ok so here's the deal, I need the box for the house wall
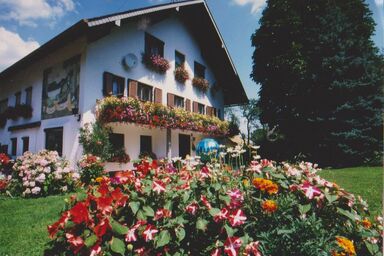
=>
[0,13,224,165]
[0,37,87,164]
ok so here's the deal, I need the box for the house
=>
[0,0,247,166]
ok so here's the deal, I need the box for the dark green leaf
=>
[111,237,125,255]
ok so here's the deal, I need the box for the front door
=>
[179,134,191,158]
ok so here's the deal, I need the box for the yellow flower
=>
[242,179,250,187]
[252,178,279,195]
[336,236,356,255]
[95,177,103,183]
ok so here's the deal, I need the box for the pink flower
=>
[125,228,137,242]
[228,209,247,227]
[142,224,158,242]
[90,244,101,256]
[245,241,262,256]
[224,237,242,256]
[200,166,210,179]
[299,181,322,200]
[227,189,244,208]
[66,233,84,254]
[154,208,171,220]
[201,195,212,210]
[186,202,199,215]
[152,180,166,194]
[214,208,229,222]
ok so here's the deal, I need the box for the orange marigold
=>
[361,218,372,229]
[252,178,278,195]
[261,200,278,213]
[336,236,356,255]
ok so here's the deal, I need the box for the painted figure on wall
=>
[42,55,80,119]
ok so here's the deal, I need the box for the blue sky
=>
[0,0,383,101]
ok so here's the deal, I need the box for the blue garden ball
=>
[196,138,220,156]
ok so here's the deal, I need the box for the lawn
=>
[0,166,381,256]
[0,194,70,256]
[320,166,383,216]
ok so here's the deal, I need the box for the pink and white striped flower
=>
[152,180,166,194]
[228,209,247,227]
[299,181,322,200]
[214,208,229,223]
[224,236,242,256]
[142,224,158,242]
[186,202,199,215]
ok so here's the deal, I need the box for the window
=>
[175,51,185,68]
[0,145,8,154]
[103,72,124,97]
[15,92,21,106]
[145,33,164,57]
[174,95,184,109]
[194,61,205,78]
[45,127,63,156]
[0,99,8,113]
[109,133,124,150]
[140,135,152,153]
[198,103,205,115]
[218,109,221,119]
[138,83,153,102]
[25,87,32,106]
[22,137,29,153]
[11,138,17,156]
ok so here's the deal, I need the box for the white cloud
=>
[232,0,266,14]
[0,0,75,27]
[375,0,383,7]
[0,27,39,71]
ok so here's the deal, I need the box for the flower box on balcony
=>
[142,54,170,74]
[97,97,229,136]
[174,66,189,83]
[192,77,209,92]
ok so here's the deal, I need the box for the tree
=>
[225,109,241,137]
[240,99,260,145]
[251,0,383,167]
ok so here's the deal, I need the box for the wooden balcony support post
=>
[166,128,172,159]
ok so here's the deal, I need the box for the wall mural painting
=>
[42,55,80,119]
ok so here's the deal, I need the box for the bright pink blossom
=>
[152,180,166,194]
[201,195,212,210]
[224,236,242,256]
[142,224,158,242]
[245,241,262,256]
[211,248,222,256]
[214,208,229,222]
[228,209,247,227]
[186,202,199,215]
[299,181,322,200]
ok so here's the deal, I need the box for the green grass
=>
[320,166,383,216]
[0,194,70,256]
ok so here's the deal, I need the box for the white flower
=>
[61,186,68,192]
[172,157,182,162]
[72,173,80,180]
[31,187,41,194]
[24,188,31,194]
[29,181,35,187]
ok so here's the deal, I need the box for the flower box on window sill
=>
[174,66,189,84]
[5,104,33,120]
[97,96,229,136]
[142,54,170,74]
[192,77,209,92]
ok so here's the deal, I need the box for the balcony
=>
[96,97,228,136]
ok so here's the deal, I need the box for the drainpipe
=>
[166,128,172,159]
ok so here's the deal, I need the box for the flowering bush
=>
[46,157,382,255]
[97,96,229,136]
[78,154,105,186]
[174,66,189,83]
[0,153,10,170]
[8,150,79,197]
[5,104,33,120]
[192,77,210,92]
[142,54,170,74]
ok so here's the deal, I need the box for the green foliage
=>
[79,122,113,161]
[78,155,105,185]
[252,0,384,167]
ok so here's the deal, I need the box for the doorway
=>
[179,134,191,158]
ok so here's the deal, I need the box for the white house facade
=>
[0,0,247,167]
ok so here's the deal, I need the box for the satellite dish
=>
[122,53,138,69]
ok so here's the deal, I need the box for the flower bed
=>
[142,54,170,74]
[46,158,382,255]
[8,150,79,197]
[174,66,189,83]
[78,154,105,186]
[97,97,229,136]
[192,77,209,92]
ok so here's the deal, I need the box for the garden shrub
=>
[9,150,79,197]
[78,154,105,186]
[46,158,383,255]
